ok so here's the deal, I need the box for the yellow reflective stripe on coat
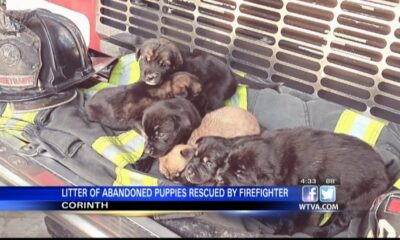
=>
[114,167,158,186]
[394,179,400,190]
[92,211,190,217]
[109,53,140,85]
[92,130,145,168]
[0,104,38,140]
[83,82,115,99]
[224,85,247,110]
[79,211,203,217]
[84,54,141,98]
[1,103,38,124]
[334,109,388,147]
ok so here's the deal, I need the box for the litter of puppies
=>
[84,37,392,237]
[159,106,261,180]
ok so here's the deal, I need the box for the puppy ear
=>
[170,43,183,68]
[195,136,229,147]
[172,113,192,131]
[190,81,202,97]
[180,148,195,160]
[195,136,205,145]
[175,88,189,98]
[174,51,184,67]
[163,116,177,130]
[173,113,194,142]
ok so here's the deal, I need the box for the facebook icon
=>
[302,186,318,202]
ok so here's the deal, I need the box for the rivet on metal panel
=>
[21,144,34,151]
[18,143,44,157]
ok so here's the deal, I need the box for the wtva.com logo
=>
[302,185,336,203]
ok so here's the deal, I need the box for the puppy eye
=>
[155,130,167,139]
[203,157,213,168]
[159,61,170,68]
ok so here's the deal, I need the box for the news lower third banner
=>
[0,186,340,212]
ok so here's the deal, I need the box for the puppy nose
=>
[147,73,158,80]
[186,166,194,175]
[144,146,152,155]
[216,176,224,185]
[173,171,182,179]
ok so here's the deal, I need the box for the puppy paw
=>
[159,166,181,180]
[159,164,171,179]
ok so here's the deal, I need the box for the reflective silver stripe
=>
[119,54,137,85]
[230,93,240,107]
[124,135,146,155]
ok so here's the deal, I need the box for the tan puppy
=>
[159,107,261,180]
[187,107,261,146]
[159,144,193,180]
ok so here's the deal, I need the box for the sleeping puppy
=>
[187,107,261,146]
[183,135,259,185]
[160,107,261,181]
[142,97,201,158]
[85,72,201,130]
[137,38,237,115]
[159,144,193,180]
[182,137,231,185]
[215,128,390,237]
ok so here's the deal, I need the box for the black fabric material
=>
[23,124,116,186]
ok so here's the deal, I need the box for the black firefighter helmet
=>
[0,8,109,110]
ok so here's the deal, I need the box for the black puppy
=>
[215,128,390,237]
[85,72,202,130]
[137,38,238,115]
[136,38,183,86]
[142,97,201,158]
[182,135,258,185]
[182,137,229,185]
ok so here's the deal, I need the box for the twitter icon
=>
[320,186,336,202]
